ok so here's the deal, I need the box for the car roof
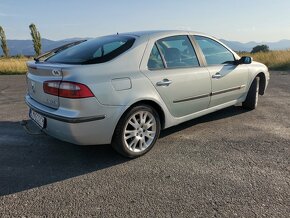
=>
[119,30,206,38]
[118,30,239,60]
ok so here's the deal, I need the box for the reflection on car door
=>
[194,36,249,107]
[207,64,248,107]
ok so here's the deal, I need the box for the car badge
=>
[52,69,61,76]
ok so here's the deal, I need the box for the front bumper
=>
[25,95,127,145]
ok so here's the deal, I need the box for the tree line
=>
[0,23,42,57]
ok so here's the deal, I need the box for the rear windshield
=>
[45,35,135,65]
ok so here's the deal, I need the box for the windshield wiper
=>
[34,39,87,62]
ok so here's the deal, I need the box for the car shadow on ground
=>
[0,106,248,196]
[160,106,249,138]
[0,121,129,196]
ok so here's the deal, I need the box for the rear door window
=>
[46,35,135,65]
[156,35,199,68]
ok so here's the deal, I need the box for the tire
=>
[112,105,161,158]
[242,77,260,110]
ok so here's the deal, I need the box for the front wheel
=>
[242,77,260,110]
[112,105,161,158]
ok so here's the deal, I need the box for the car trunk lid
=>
[27,61,64,109]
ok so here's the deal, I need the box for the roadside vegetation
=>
[0,23,289,74]
[0,57,31,75]
[0,23,40,75]
[0,50,290,75]
[1,50,290,75]
[238,50,290,71]
[29,23,42,56]
[0,26,9,58]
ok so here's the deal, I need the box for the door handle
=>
[212,73,222,79]
[156,79,172,86]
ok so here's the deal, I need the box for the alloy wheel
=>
[123,110,157,153]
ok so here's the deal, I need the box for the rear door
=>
[27,62,63,109]
[141,35,211,118]
[193,36,249,107]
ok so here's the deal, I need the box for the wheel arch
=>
[111,99,165,157]
[255,72,266,95]
[127,100,166,129]
[116,99,166,131]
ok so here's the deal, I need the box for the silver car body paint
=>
[25,30,270,145]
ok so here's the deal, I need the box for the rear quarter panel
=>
[59,35,165,107]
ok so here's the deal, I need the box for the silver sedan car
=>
[25,30,270,157]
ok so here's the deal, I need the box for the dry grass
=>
[0,50,290,75]
[0,57,31,75]
[238,50,290,71]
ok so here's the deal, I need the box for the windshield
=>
[45,35,135,65]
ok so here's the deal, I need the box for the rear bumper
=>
[25,95,127,145]
[26,100,106,123]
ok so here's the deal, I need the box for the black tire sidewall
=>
[243,77,260,110]
[112,105,161,158]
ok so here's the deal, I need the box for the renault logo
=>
[52,69,61,76]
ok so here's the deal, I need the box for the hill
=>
[1,38,88,56]
[1,38,290,56]
[221,39,290,52]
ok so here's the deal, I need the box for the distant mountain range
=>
[1,38,290,56]
[220,39,290,52]
[0,38,88,56]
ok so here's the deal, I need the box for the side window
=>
[148,44,165,70]
[156,35,199,68]
[195,36,235,65]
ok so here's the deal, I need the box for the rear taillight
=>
[43,81,60,96]
[43,80,94,98]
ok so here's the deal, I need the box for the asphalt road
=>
[0,72,289,217]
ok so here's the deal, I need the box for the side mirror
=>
[239,56,252,65]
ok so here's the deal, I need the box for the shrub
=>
[251,45,270,54]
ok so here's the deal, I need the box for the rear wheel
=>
[112,105,161,158]
[242,77,260,110]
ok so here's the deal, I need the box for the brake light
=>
[43,81,60,96]
[43,81,94,98]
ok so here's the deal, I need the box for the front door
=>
[207,64,249,107]
[194,35,249,107]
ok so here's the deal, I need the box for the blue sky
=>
[1,0,290,42]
